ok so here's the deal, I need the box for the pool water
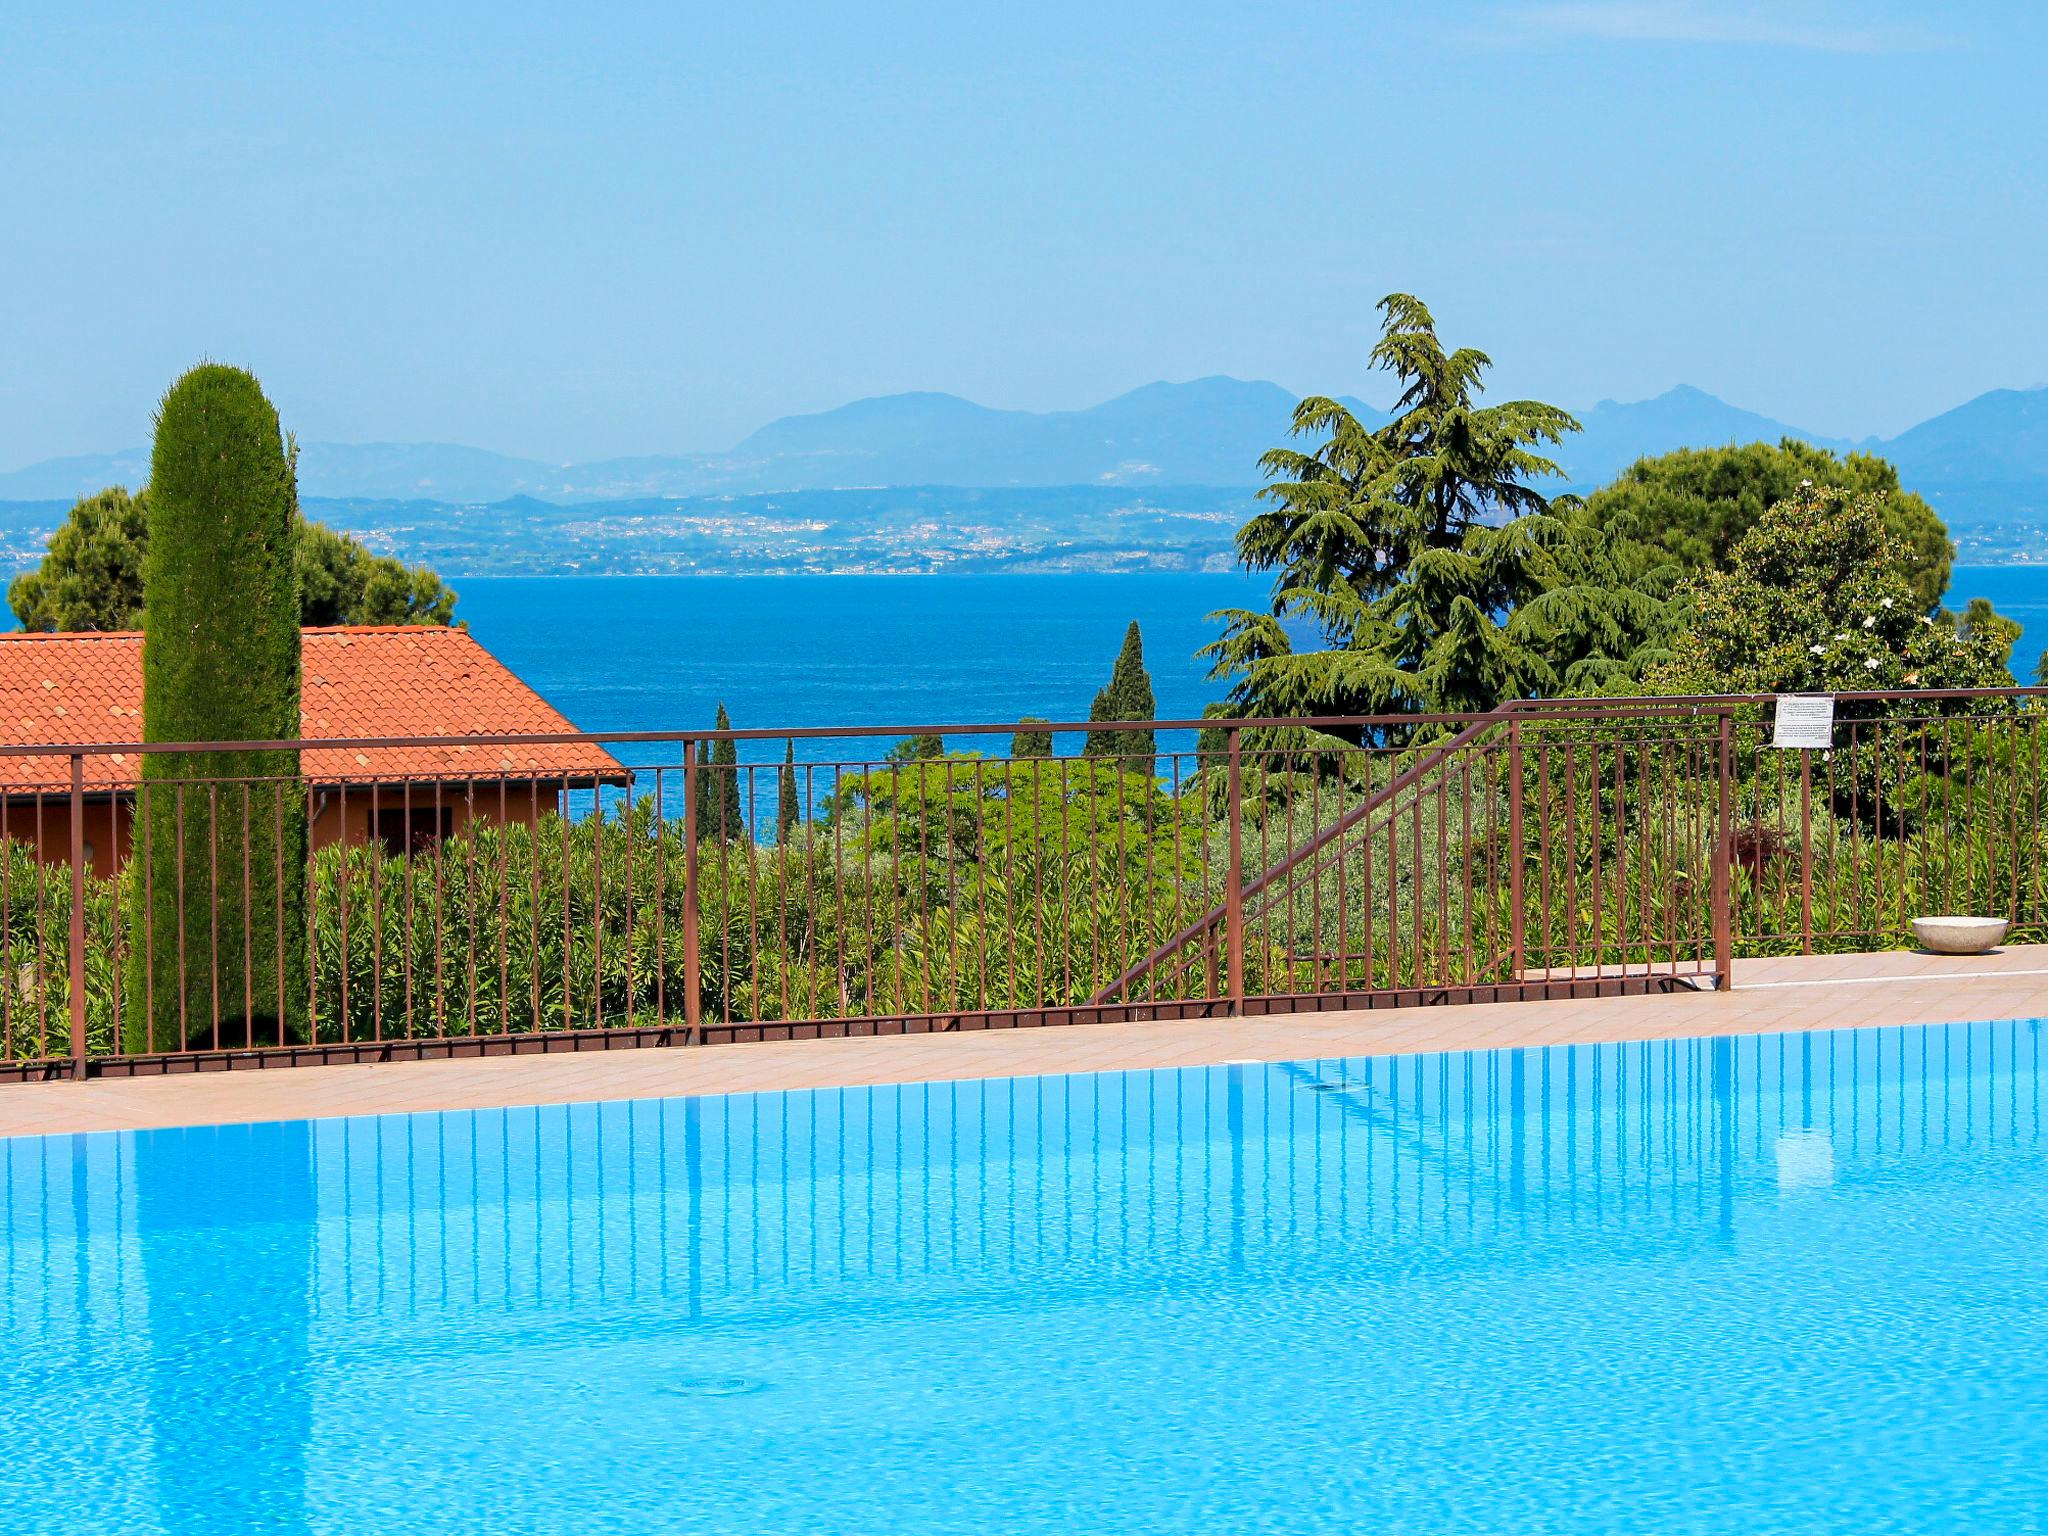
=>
[3,1022,2045,1534]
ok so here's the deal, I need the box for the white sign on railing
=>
[1772,694,1836,750]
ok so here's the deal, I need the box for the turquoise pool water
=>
[3,1022,2044,1534]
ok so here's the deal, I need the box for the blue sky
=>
[2,1,2043,467]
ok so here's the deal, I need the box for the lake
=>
[452,572,1269,766]
[451,567,2046,766]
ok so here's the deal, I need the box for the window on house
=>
[372,805,454,857]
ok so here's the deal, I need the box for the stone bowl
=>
[1910,916,2009,955]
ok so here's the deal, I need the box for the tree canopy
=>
[1650,486,2011,698]
[6,486,148,632]
[1582,439,1953,610]
[1204,294,1675,725]
[10,476,458,632]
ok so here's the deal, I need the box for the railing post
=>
[1712,710,1735,991]
[1507,718,1526,980]
[68,752,88,1080]
[1225,727,1245,1016]
[681,737,703,1045]
[1798,749,1814,953]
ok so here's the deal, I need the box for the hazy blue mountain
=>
[1880,387,2048,484]
[713,377,1332,489]
[1554,385,1846,488]
[0,449,153,500]
[8,379,2048,510]
[292,441,563,503]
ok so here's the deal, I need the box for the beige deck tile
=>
[2,945,2043,1139]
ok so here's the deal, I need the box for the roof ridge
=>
[0,625,471,642]
[0,629,143,641]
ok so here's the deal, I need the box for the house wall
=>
[0,781,562,878]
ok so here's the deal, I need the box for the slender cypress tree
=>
[125,364,306,1051]
[694,704,744,842]
[1082,621,1156,761]
[776,739,801,844]
[1009,718,1055,758]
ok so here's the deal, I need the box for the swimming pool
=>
[3,1021,2043,1534]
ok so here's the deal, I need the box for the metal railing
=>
[0,688,2041,1081]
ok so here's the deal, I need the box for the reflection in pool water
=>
[3,1020,2044,1534]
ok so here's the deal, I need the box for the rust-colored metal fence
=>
[0,689,2040,1081]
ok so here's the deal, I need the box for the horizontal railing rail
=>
[0,686,2038,1082]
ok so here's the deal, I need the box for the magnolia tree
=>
[1653,485,2015,832]
[1652,486,2011,697]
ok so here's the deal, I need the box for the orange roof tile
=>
[0,627,628,792]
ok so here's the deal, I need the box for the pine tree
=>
[695,703,744,842]
[1083,621,1156,760]
[1009,718,1055,758]
[886,732,946,762]
[776,739,801,844]
[125,364,306,1051]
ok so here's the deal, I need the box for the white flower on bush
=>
[1835,632,1849,642]
[1862,615,1877,629]
[1880,598,1895,609]
[1864,657,1881,670]
[1808,643,1826,656]
[1921,615,1935,625]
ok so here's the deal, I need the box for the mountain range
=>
[8,378,2048,508]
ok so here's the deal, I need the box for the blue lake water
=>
[451,572,1268,765]
[2,1019,2043,1533]
[451,567,2045,766]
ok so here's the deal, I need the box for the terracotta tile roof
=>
[0,627,628,792]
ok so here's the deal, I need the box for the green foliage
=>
[9,482,458,632]
[776,740,801,844]
[126,364,308,1052]
[887,733,948,762]
[7,487,148,631]
[695,704,744,842]
[1581,439,1954,610]
[298,519,458,626]
[284,760,1207,1036]
[1009,718,1055,758]
[1653,487,2015,831]
[1653,487,2012,699]
[1084,621,1157,759]
[1207,294,1673,724]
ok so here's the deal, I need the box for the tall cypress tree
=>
[125,364,306,1051]
[1082,621,1156,761]
[776,739,801,844]
[696,703,744,842]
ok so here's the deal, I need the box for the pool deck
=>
[4,945,2045,1139]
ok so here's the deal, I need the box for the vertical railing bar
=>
[1713,710,1735,991]
[241,783,253,1050]
[207,782,222,1047]
[337,781,350,1042]
[1507,719,1525,981]
[498,776,510,1037]
[66,754,86,1078]
[653,767,666,1032]
[681,741,702,1045]
[1224,728,1244,1015]
[274,782,287,1049]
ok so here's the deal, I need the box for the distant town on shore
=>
[5,376,2046,576]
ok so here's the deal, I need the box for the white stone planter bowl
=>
[1910,916,2009,955]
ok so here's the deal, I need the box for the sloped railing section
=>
[0,690,2041,1080]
